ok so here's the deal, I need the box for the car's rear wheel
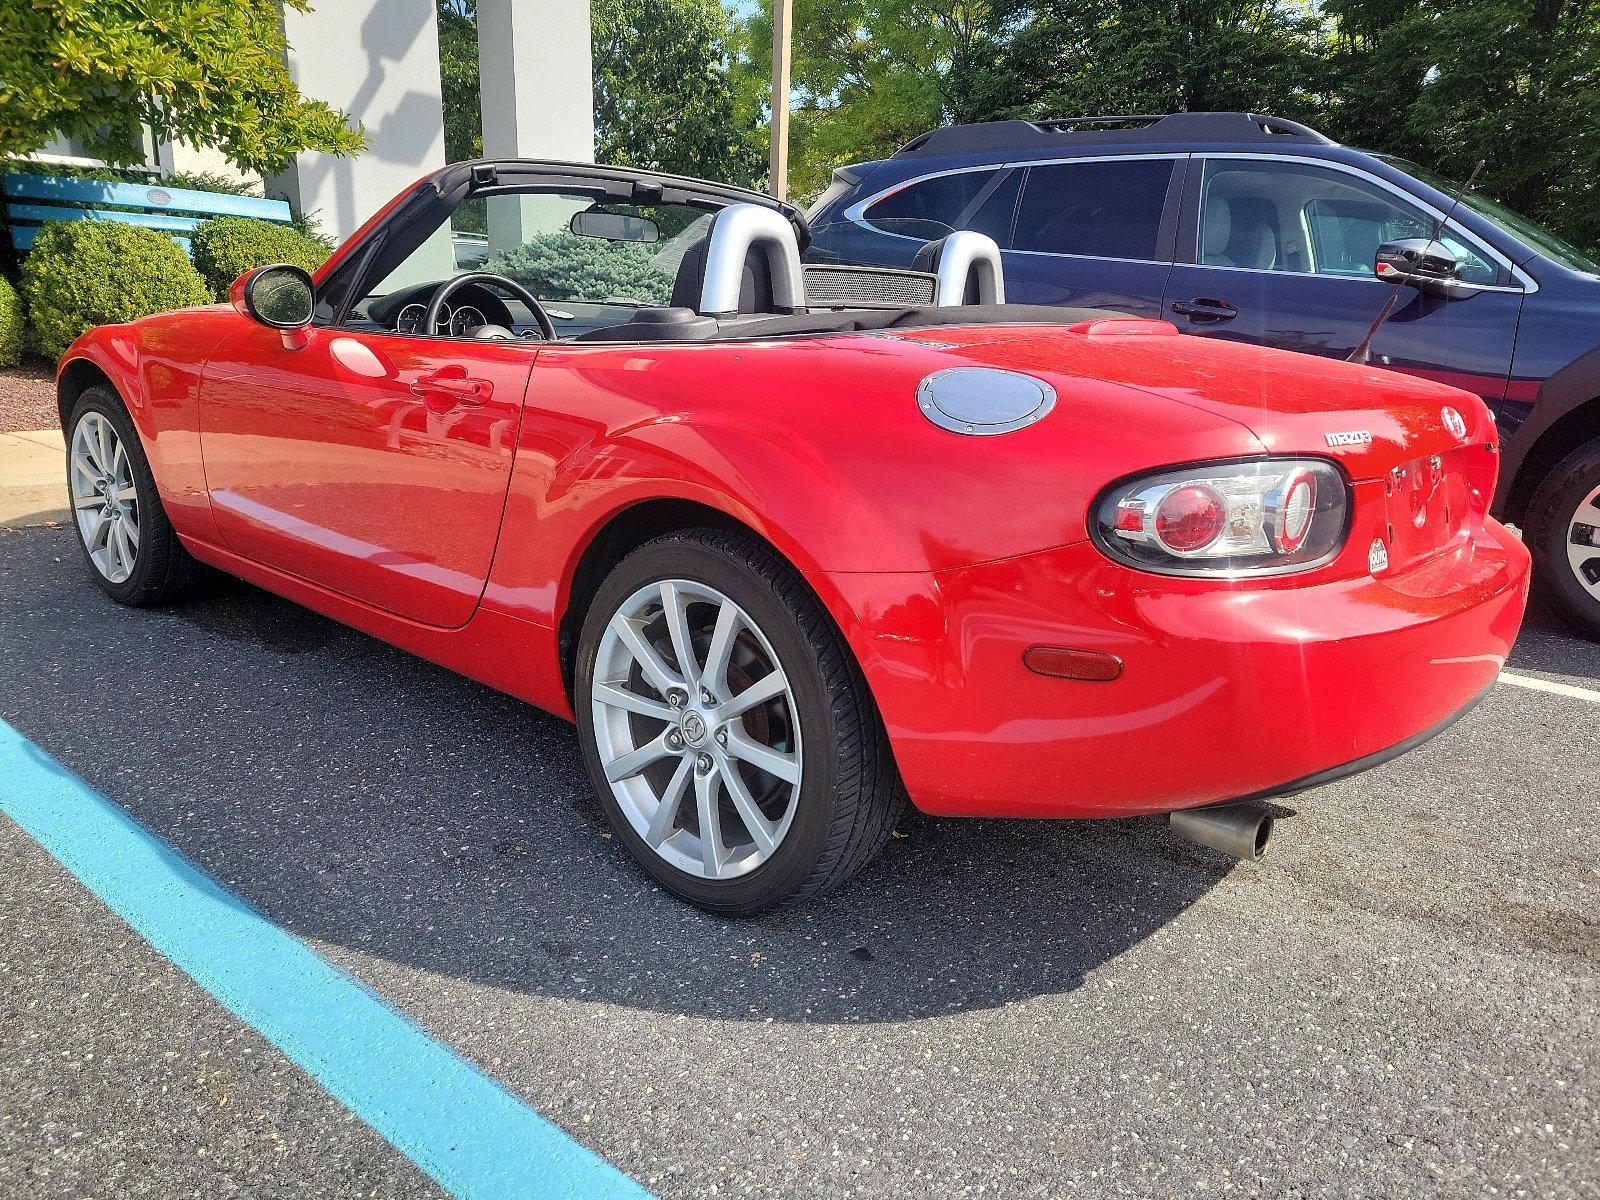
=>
[66,387,208,606]
[574,528,904,915]
[1526,436,1600,639]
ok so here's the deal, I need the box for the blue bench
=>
[3,174,293,254]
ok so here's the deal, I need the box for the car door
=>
[198,320,531,629]
[1162,156,1526,408]
[995,155,1184,318]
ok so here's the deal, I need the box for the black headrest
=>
[669,233,776,315]
[911,235,984,304]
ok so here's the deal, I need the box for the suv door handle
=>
[409,369,492,406]
[1171,297,1238,322]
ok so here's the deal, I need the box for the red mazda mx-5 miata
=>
[56,160,1529,913]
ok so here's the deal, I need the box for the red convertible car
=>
[56,161,1529,913]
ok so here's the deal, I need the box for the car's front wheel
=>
[574,528,904,915]
[66,387,208,605]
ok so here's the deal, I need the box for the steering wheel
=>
[422,272,557,342]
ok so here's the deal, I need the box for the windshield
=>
[1379,155,1600,275]
[448,193,709,306]
[346,191,717,339]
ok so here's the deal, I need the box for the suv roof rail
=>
[894,112,1337,157]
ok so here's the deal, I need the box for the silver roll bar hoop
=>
[699,204,806,316]
[931,230,1005,306]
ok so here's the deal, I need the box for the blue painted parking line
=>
[0,720,653,1200]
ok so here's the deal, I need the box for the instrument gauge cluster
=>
[394,301,490,337]
[450,306,487,337]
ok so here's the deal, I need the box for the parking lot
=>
[1,516,1596,1198]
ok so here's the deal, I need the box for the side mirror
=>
[231,264,315,337]
[1374,238,1471,300]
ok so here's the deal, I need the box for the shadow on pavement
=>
[0,527,1235,1024]
[1506,591,1600,684]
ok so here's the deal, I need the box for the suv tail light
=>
[1094,458,1350,576]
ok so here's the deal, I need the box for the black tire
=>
[574,528,906,915]
[1525,436,1600,639]
[65,386,210,606]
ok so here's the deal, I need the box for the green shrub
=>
[483,234,674,306]
[20,221,210,360]
[191,216,332,298]
[0,275,24,367]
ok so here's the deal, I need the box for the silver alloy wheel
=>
[69,412,140,584]
[591,579,803,880]
[1567,481,1600,598]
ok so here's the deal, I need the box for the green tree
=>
[948,0,1326,128]
[0,0,364,172]
[592,0,765,186]
[1322,0,1600,254]
[739,0,995,200]
[439,0,483,163]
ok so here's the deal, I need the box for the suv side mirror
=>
[231,264,315,344]
[1374,238,1471,300]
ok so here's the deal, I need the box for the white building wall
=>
[268,0,451,249]
[157,140,262,191]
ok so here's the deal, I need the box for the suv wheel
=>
[1526,436,1600,638]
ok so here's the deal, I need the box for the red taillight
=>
[1153,485,1225,553]
[1095,458,1350,577]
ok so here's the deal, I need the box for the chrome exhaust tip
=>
[1168,802,1274,862]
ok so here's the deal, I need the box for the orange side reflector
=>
[1023,646,1123,682]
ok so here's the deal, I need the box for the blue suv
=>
[806,112,1600,637]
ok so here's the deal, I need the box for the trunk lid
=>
[908,323,1493,481]
[891,323,1498,571]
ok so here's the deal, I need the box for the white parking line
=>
[1498,671,1600,704]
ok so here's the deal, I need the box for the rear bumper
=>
[826,518,1530,819]
[1229,679,1492,806]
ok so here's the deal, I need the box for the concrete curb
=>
[1,430,69,528]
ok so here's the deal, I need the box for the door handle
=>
[1171,297,1238,322]
[409,370,492,406]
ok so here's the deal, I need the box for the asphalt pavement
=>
[1,521,1595,1198]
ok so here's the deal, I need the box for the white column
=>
[477,0,594,162]
[477,0,596,253]
[268,0,451,254]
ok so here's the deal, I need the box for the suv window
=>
[1012,159,1175,260]
[965,169,1022,244]
[863,169,996,238]
[1199,159,1499,284]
